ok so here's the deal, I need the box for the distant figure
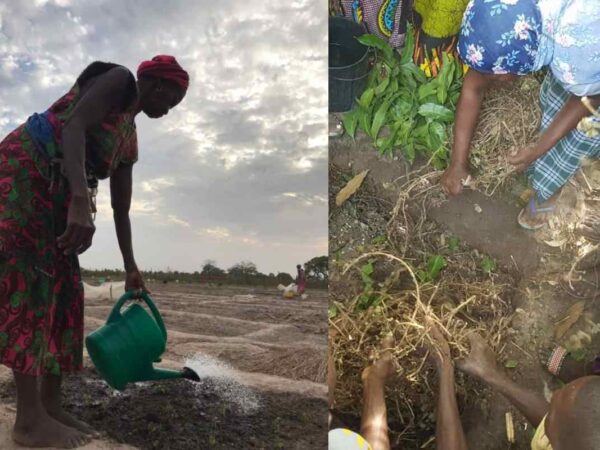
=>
[296,264,307,295]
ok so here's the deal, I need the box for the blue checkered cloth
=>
[527,72,600,202]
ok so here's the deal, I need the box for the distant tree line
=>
[82,255,328,288]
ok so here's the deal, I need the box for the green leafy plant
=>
[447,236,460,252]
[342,26,464,169]
[356,261,381,310]
[481,255,497,274]
[504,359,518,369]
[417,255,447,283]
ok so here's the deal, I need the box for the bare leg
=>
[41,374,98,435]
[427,320,468,450]
[458,334,549,427]
[359,336,395,450]
[12,371,90,449]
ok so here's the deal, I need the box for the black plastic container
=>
[329,17,370,113]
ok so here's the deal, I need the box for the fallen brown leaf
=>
[336,170,369,206]
[554,301,586,339]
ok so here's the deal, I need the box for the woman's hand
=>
[441,163,471,196]
[125,268,150,297]
[426,317,453,369]
[57,195,95,255]
[508,145,539,172]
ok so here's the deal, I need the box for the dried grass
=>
[329,172,515,440]
[248,347,328,383]
[469,76,541,196]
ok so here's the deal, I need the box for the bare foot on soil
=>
[13,411,91,449]
[362,335,396,382]
[46,407,99,437]
[456,334,499,382]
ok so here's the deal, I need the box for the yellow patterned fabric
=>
[329,428,372,450]
[413,0,470,38]
[531,415,553,450]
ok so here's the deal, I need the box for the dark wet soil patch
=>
[0,368,327,450]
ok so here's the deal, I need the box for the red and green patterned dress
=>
[0,69,138,376]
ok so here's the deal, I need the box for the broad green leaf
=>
[399,24,415,65]
[357,106,372,136]
[437,83,448,105]
[447,236,460,251]
[377,122,402,155]
[368,62,382,86]
[374,77,390,96]
[404,140,416,162]
[389,77,399,94]
[430,121,446,142]
[359,88,375,109]
[427,255,447,280]
[328,304,338,319]
[371,100,392,139]
[357,34,393,62]
[449,91,461,106]
[481,256,497,274]
[401,62,427,84]
[418,103,454,122]
[504,360,518,369]
[418,81,438,101]
[342,110,359,138]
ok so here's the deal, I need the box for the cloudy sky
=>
[0,0,327,275]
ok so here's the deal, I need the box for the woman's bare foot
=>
[13,409,91,449]
[362,335,396,382]
[46,406,99,437]
[456,334,501,383]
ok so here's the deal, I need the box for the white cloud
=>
[0,0,327,274]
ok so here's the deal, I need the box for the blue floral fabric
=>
[458,0,542,75]
[458,0,600,96]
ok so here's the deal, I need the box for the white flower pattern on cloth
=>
[458,0,542,75]
[458,0,600,96]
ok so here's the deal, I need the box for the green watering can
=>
[85,290,200,391]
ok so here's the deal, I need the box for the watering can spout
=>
[149,366,200,383]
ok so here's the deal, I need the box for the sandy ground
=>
[0,284,328,449]
[329,132,600,449]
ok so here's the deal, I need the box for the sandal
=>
[579,215,600,243]
[561,266,600,300]
[517,196,556,230]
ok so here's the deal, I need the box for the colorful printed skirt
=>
[341,0,407,49]
[528,72,600,202]
[0,124,83,376]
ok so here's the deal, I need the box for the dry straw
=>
[330,170,515,438]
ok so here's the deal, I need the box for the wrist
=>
[449,160,467,171]
[124,261,138,273]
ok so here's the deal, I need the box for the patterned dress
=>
[458,0,600,201]
[340,0,408,49]
[0,70,138,376]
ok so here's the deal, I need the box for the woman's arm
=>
[110,163,137,272]
[509,93,600,171]
[58,67,132,255]
[441,69,491,195]
[110,164,148,293]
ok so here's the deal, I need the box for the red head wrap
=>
[137,55,189,92]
